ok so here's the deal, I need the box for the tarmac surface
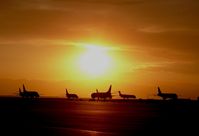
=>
[0,97,198,136]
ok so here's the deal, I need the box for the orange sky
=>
[0,0,199,99]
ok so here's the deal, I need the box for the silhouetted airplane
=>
[91,85,112,100]
[65,89,78,100]
[157,87,178,100]
[118,91,136,99]
[19,84,40,98]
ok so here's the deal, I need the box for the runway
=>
[0,97,198,136]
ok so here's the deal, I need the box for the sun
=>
[78,44,112,77]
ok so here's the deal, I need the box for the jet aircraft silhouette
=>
[65,89,78,100]
[119,91,136,99]
[91,85,112,100]
[19,84,40,98]
[157,87,178,100]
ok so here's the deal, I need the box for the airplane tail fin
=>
[66,89,68,95]
[19,88,22,95]
[23,84,26,92]
[118,91,121,95]
[107,85,112,93]
[158,87,161,94]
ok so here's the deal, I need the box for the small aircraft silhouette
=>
[157,87,178,100]
[91,85,112,100]
[118,91,136,99]
[66,89,78,100]
[19,84,40,98]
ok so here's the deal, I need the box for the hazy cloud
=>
[137,25,195,33]
[136,61,199,75]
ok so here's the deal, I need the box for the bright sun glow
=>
[78,44,112,77]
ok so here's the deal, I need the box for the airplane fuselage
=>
[20,91,39,98]
[120,94,136,99]
[66,94,78,99]
[119,91,136,99]
[91,92,112,100]
[158,93,177,100]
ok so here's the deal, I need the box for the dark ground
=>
[0,97,198,136]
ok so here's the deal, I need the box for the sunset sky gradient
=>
[0,0,199,99]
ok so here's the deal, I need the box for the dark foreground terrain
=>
[0,97,198,136]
